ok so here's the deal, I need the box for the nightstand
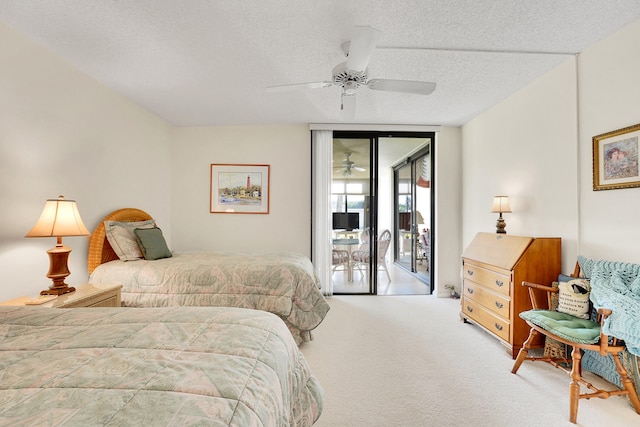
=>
[0,284,122,308]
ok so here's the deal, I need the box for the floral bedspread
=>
[0,305,324,426]
[89,251,330,344]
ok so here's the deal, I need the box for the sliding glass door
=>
[393,145,432,288]
[327,131,434,295]
[331,137,374,294]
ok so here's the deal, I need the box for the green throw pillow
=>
[134,227,172,260]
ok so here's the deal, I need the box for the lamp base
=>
[41,244,76,295]
[496,217,507,234]
[41,284,76,296]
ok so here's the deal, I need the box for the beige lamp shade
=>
[25,196,90,238]
[491,196,512,214]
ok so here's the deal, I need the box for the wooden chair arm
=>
[597,307,613,321]
[594,307,622,353]
[521,281,558,293]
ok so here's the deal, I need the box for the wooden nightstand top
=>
[0,284,122,308]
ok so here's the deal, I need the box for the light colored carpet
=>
[300,295,639,427]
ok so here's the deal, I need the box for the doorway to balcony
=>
[330,131,434,295]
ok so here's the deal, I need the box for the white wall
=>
[435,126,463,296]
[0,22,173,300]
[577,21,640,262]
[170,125,312,255]
[461,57,579,274]
[461,18,640,273]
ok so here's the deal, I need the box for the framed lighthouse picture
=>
[210,164,270,214]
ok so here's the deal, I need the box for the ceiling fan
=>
[334,152,365,176]
[266,26,436,114]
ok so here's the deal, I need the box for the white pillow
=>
[557,278,591,319]
[104,219,156,261]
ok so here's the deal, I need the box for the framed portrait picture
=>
[593,123,640,191]
[210,164,270,213]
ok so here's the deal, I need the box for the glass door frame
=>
[394,160,416,272]
[332,132,377,295]
[331,131,435,295]
[392,144,434,293]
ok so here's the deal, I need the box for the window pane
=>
[347,195,365,209]
[346,182,362,194]
[331,195,344,211]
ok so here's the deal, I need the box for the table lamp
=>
[25,195,90,295]
[491,196,512,234]
[415,210,425,228]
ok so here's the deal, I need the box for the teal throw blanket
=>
[578,256,640,356]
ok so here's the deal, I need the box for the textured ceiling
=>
[2,1,640,127]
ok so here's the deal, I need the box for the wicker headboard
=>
[87,208,153,274]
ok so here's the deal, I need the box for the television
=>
[332,212,359,231]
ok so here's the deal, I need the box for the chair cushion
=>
[520,310,601,344]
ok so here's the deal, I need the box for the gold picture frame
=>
[592,123,640,191]
[210,164,270,213]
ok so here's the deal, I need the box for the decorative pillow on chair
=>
[104,219,156,261]
[134,227,172,260]
[556,275,591,320]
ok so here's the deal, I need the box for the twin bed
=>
[0,208,327,425]
[0,305,323,425]
[87,208,330,345]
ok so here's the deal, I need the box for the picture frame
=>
[210,164,270,214]
[592,123,640,191]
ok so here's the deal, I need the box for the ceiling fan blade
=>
[352,166,366,172]
[266,81,335,93]
[367,79,436,95]
[346,26,381,73]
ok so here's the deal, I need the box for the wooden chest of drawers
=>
[460,232,561,359]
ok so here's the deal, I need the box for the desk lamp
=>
[25,196,90,295]
[491,196,512,234]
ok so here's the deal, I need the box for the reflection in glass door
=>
[331,137,373,294]
[396,162,414,272]
[394,146,432,287]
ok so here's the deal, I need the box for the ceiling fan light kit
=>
[266,25,436,115]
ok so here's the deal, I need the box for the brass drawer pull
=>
[495,301,503,309]
[495,280,504,287]
[495,323,503,331]
[466,288,474,294]
[467,306,473,313]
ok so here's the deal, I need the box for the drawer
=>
[462,263,511,296]
[462,299,510,342]
[86,295,120,307]
[463,280,510,319]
